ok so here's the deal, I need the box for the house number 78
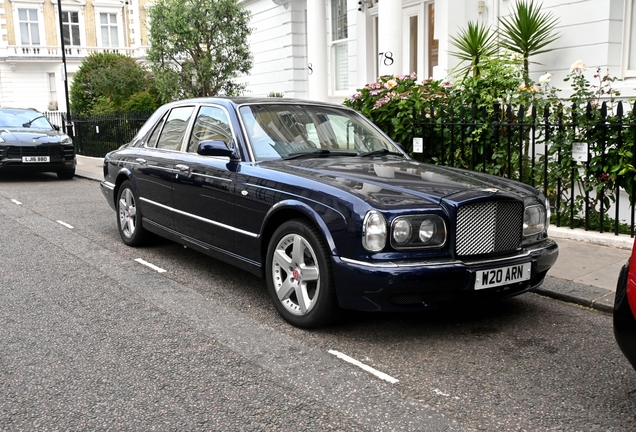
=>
[378,52,394,66]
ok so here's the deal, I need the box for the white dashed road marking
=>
[57,220,74,229]
[328,350,399,384]
[11,199,22,205]
[135,258,167,273]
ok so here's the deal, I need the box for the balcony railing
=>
[6,45,148,59]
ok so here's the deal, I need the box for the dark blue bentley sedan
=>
[100,98,559,328]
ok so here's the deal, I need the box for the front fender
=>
[262,199,348,257]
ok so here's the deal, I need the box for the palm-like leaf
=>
[499,0,560,71]
[450,21,498,78]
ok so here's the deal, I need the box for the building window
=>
[48,73,58,111]
[100,13,119,47]
[62,11,81,46]
[624,1,636,78]
[18,8,40,45]
[331,0,348,91]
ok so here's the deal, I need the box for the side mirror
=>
[197,140,240,161]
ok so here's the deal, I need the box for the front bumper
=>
[332,239,559,311]
[614,263,636,370]
[0,145,76,173]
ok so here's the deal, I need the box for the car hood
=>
[260,156,539,208]
[0,129,67,146]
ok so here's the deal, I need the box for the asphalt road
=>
[0,173,635,431]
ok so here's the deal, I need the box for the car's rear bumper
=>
[332,239,559,312]
[614,263,636,370]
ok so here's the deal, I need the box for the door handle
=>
[135,158,147,164]
[175,164,190,172]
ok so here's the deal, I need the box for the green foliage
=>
[499,0,560,83]
[344,73,450,152]
[70,52,157,116]
[146,0,253,103]
[449,21,498,79]
[448,53,526,108]
[267,92,285,98]
[123,91,159,112]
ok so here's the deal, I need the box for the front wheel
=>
[116,180,148,246]
[265,219,339,328]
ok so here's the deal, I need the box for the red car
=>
[614,238,636,370]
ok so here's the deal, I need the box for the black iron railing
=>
[44,111,152,158]
[416,101,636,236]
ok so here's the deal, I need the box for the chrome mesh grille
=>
[455,200,523,256]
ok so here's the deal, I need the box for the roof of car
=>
[163,97,346,109]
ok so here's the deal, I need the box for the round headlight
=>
[392,219,412,244]
[419,219,436,243]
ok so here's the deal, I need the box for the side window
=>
[187,106,233,153]
[156,106,195,151]
[145,115,166,148]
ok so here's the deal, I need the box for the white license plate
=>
[22,156,50,163]
[474,262,531,290]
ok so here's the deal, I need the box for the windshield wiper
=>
[284,149,357,160]
[22,115,46,128]
[359,148,404,157]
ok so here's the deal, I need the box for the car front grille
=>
[455,200,523,257]
[6,146,63,159]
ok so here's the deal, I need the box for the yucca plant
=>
[499,0,560,85]
[449,21,498,79]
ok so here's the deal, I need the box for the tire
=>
[57,168,75,180]
[116,180,148,246]
[265,219,339,328]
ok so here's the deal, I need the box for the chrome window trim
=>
[139,197,258,238]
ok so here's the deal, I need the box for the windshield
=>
[238,104,403,161]
[0,109,54,130]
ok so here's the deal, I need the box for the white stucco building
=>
[1,0,635,112]
[241,0,636,103]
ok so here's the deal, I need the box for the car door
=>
[133,105,195,230]
[171,105,238,253]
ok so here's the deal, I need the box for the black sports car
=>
[614,238,636,370]
[100,98,559,328]
[0,108,75,179]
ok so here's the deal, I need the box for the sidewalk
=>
[76,155,632,314]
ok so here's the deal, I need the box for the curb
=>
[548,226,634,250]
[533,276,615,314]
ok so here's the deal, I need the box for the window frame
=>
[92,0,124,48]
[13,1,45,47]
[623,0,636,78]
[329,0,350,95]
[50,1,87,49]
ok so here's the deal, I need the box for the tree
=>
[499,0,560,85]
[146,0,253,102]
[70,52,156,115]
[449,21,498,79]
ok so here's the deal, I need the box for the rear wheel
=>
[116,180,148,246]
[57,168,75,180]
[265,219,339,328]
